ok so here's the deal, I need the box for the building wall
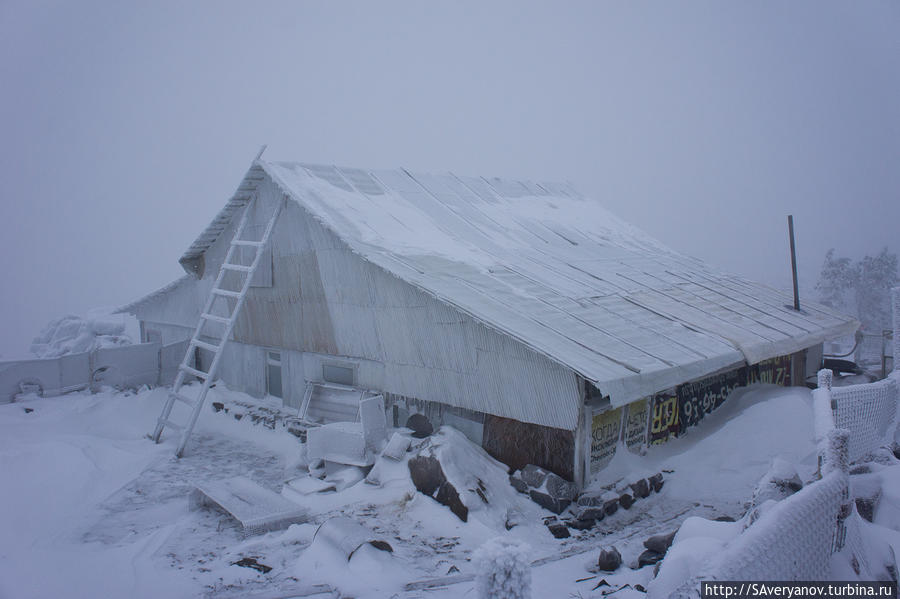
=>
[133,176,582,434]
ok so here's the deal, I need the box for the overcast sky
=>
[1,1,898,357]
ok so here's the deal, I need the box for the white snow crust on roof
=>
[179,160,859,407]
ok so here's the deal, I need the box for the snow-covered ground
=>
[0,383,895,598]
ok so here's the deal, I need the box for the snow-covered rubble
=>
[2,382,896,599]
[29,310,136,358]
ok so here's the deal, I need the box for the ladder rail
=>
[173,195,285,457]
[151,192,285,456]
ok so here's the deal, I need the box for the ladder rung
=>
[170,392,195,407]
[180,365,209,380]
[201,313,230,324]
[211,288,241,299]
[190,339,220,353]
[158,418,184,432]
[222,263,253,273]
[232,239,264,247]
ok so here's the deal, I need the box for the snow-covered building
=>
[122,159,858,486]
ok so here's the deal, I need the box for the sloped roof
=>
[177,159,858,407]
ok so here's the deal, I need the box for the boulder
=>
[603,497,619,516]
[643,530,677,555]
[630,478,651,499]
[618,492,635,510]
[509,474,528,494]
[637,550,664,568]
[520,464,549,488]
[648,473,664,492]
[546,522,570,539]
[407,454,468,521]
[529,489,571,515]
[565,518,595,531]
[405,414,434,439]
[597,546,622,572]
[571,505,605,522]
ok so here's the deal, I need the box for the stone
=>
[405,414,434,439]
[23,407,34,414]
[576,492,603,507]
[509,474,528,494]
[649,473,664,492]
[408,454,445,496]
[520,464,550,488]
[596,546,622,572]
[435,480,468,522]
[565,518,595,531]
[571,505,605,521]
[618,492,635,510]
[630,478,651,499]
[637,550,664,568]
[643,530,677,555]
[407,454,468,522]
[211,402,224,412]
[545,476,577,502]
[603,498,619,516]
[546,522,570,539]
[529,489,571,514]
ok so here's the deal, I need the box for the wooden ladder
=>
[151,193,283,457]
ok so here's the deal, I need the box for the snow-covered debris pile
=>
[407,427,540,527]
[30,312,133,358]
[509,464,577,514]
[474,537,532,599]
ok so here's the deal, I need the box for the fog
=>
[1,1,898,357]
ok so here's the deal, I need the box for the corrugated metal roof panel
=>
[173,159,858,408]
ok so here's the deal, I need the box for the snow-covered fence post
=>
[892,287,899,374]
[817,368,832,391]
[474,538,532,599]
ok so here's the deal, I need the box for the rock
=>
[892,442,900,461]
[637,550,664,568]
[408,454,468,522]
[571,505,605,521]
[211,401,224,412]
[618,492,635,510]
[23,407,34,414]
[576,492,604,507]
[545,473,577,501]
[408,455,445,495]
[546,522,570,539]
[603,497,619,516]
[643,530,677,555]
[287,426,307,442]
[529,489,571,514]
[405,414,434,439]
[565,518,595,531]
[648,473,664,492]
[520,464,550,488]
[509,474,528,494]
[630,478,651,499]
[435,480,468,522]
[596,546,622,572]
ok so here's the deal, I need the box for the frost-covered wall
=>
[132,176,582,431]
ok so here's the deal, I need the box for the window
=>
[267,351,282,398]
[322,363,354,386]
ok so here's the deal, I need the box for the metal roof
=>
[176,159,859,407]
